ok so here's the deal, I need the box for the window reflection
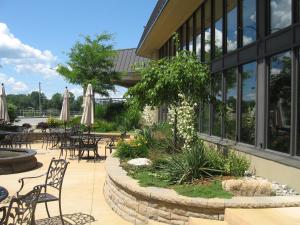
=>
[225,68,237,140]
[214,0,223,58]
[242,0,256,46]
[204,0,211,62]
[241,62,257,145]
[201,102,210,134]
[270,0,292,33]
[298,50,300,156]
[268,51,291,153]
[195,9,202,60]
[188,17,193,52]
[182,23,187,50]
[227,0,237,52]
[212,73,222,137]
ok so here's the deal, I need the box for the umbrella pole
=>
[64,122,67,132]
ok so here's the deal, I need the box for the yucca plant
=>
[163,141,222,184]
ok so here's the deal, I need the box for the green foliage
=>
[114,137,148,160]
[57,33,120,96]
[7,103,17,122]
[6,91,82,112]
[93,119,118,132]
[136,123,174,153]
[124,165,170,188]
[123,163,232,198]
[47,117,63,128]
[224,151,250,177]
[126,42,211,110]
[173,181,233,198]
[163,141,221,184]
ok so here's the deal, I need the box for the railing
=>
[95,98,125,105]
[17,110,82,118]
[16,98,125,118]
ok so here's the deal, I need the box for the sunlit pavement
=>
[1,142,132,225]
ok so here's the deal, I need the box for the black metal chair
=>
[17,159,69,225]
[0,134,13,148]
[13,130,33,149]
[0,185,42,225]
[104,137,116,158]
[78,134,101,161]
[59,133,78,159]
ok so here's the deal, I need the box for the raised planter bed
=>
[104,157,300,225]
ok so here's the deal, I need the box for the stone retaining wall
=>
[103,157,300,225]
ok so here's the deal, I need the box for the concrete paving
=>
[0,143,132,225]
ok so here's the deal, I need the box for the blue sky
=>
[0,0,157,98]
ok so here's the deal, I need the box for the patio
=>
[0,142,131,225]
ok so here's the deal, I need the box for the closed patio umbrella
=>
[60,87,70,130]
[0,83,9,124]
[81,84,94,132]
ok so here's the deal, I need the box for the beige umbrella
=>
[81,84,94,132]
[60,87,70,130]
[0,83,9,124]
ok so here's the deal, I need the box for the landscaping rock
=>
[222,179,273,196]
[127,158,152,166]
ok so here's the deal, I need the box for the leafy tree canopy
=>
[126,47,211,109]
[57,33,120,96]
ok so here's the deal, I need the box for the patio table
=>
[0,186,8,202]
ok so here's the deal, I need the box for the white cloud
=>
[0,23,58,78]
[0,73,28,92]
[270,0,292,31]
[69,87,83,97]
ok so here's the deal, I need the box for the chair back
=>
[3,185,42,225]
[45,158,69,190]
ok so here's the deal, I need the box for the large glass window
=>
[214,0,223,58]
[188,17,194,52]
[212,73,223,137]
[201,102,210,134]
[298,50,300,156]
[204,0,211,62]
[268,51,291,153]
[242,0,256,46]
[270,0,292,33]
[182,23,187,50]
[241,62,257,145]
[225,68,237,140]
[195,9,202,59]
[226,0,238,52]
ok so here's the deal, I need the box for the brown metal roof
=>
[113,48,149,73]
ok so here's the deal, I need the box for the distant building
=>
[113,48,149,88]
[136,0,300,191]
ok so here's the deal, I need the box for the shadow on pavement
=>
[36,212,96,225]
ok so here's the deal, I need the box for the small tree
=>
[57,33,120,96]
[126,34,211,149]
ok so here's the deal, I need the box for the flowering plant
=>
[168,93,197,151]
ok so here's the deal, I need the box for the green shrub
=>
[224,151,250,177]
[7,103,17,122]
[93,119,118,132]
[114,138,148,160]
[163,141,221,184]
[95,104,107,119]
[47,117,63,128]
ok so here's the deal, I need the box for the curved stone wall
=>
[104,157,300,225]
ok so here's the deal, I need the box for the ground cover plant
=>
[116,123,250,198]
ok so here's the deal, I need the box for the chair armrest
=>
[17,173,47,195]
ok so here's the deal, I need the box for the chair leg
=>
[58,199,65,225]
[45,202,51,218]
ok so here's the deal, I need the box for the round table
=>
[0,186,8,202]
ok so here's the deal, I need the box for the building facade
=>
[137,0,300,190]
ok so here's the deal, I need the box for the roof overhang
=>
[137,0,204,59]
